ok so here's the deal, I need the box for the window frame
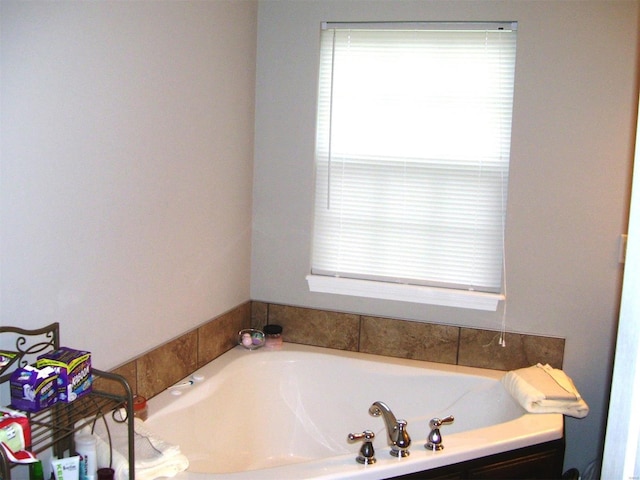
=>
[308,21,517,311]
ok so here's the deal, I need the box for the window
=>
[307,22,518,310]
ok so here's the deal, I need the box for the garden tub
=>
[143,343,563,479]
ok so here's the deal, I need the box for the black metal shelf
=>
[0,323,135,480]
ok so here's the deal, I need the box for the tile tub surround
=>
[100,302,252,400]
[251,302,565,370]
[98,300,564,401]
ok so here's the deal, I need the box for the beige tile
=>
[521,334,565,369]
[267,304,360,351]
[198,302,251,367]
[251,301,268,328]
[98,360,137,397]
[457,328,565,371]
[137,331,198,399]
[360,316,459,364]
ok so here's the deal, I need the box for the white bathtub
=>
[144,343,563,480]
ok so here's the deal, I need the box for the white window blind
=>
[310,22,517,299]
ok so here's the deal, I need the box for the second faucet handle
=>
[348,430,376,464]
[425,415,455,451]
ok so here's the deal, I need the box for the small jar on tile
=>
[133,394,148,421]
[263,324,283,350]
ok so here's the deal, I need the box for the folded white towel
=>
[78,411,189,479]
[501,363,589,418]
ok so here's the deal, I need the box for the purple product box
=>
[37,347,92,403]
[10,365,59,412]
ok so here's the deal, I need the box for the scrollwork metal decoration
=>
[0,323,60,383]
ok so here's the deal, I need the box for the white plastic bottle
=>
[75,434,97,480]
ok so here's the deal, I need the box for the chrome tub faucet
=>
[369,401,411,457]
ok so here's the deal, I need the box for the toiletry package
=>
[37,347,92,403]
[10,365,59,412]
[75,433,97,480]
[0,407,37,464]
[52,456,80,480]
[0,350,19,377]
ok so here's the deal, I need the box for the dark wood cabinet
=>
[389,438,565,480]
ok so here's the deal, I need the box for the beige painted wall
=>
[0,1,257,367]
[250,0,639,474]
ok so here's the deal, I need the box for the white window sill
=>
[306,275,503,311]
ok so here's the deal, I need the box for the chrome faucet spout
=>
[369,401,398,443]
[369,401,411,457]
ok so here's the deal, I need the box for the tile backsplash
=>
[105,300,564,400]
[252,302,564,370]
